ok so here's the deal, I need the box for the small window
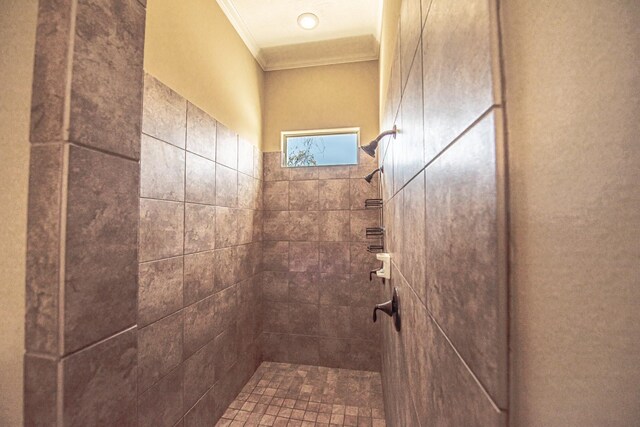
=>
[282,128,360,167]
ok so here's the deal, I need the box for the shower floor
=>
[215,362,386,427]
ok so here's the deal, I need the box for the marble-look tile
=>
[349,242,379,274]
[237,172,255,209]
[62,329,137,426]
[318,305,351,338]
[349,178,379,210]
[139,257,183,327]
[263,211,290,241]
[318,211,350,242]
[401,171,427,303]
[213,287,237,336]
[214,247,239,291]
[288,272,319,305]
[238,137,254,176]
[216,122,238,170]
[289,166,318,181]
[264,152,289,181]
[400,0,422,91]
[139,199,184,262]
[237,209,254,245]
[183,338,216,409]
[289,180,319,211]
[64,145,138,352]
[186,102,216,160]
[24,354,57,426]
[25,145,63,354]
[215,206,239,248]
[289,242,319,272]
[349,210,381,242]
[422,0,495,163]
[263,301,289,333]
[138,312,183,392]
[425,112,506,406]
[216,164,238,207]
[288,335,320,366]
[184,295,216,358]
[185,153,216,205]
[290,211,319,241]
[263,241,289,272]
[69,0,145,159]
[264,180,289,211]
[319,242,350,274]
[253,146,263,179]
[184,204,216,254]
[289,303,319,335]
[138,366,183,427]
[141,134,185,201]
[142,73,186,149]
[263,271,289,302]
[184,251,216,306]
[318,179,350,210]
[319,273,350,306]
[318,165,351,180]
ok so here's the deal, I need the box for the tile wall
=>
[378,0,509,425]
[138,74,264,426]
[260,151,383,371]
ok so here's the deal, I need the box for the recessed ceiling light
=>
[297,13,319,30]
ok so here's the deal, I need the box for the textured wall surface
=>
[502,1,640,425]
[260,151,383,371]
[138,74,263,426]
[377,0,508,424]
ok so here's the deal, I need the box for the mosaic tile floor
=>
[216,362,386,427]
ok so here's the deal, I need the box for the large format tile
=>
[69,0,145,159]
[289,180,319,211]
[289,242,319,272]
[139,199,184,262]
[139,257,183,327]
[425,112,507,406]
[138,312,183,393]
[263,211,290,241]
[185,152,215,205]
[319,242,350,274]
[350,210,381,242]
[350,177,379,210]
[138,366,183,427]
[401,171,427,303]
[215,247,239,291]
[24,354,57,426]
[319,179,350,210]
[263,180,289,211]
[263,152,289,181]
[141,134,185,201]
[263,242,289,272]
[184,203,216,254]
[238,137,254,176]
[142,73,186,149]
[237,209,255,244]
[289,303,319,335]
[62,328,137,426]
[400,0,422,92]
[64,145,138,353]
[184,295,217,357]
[186,102,216,160]
[183,339,216,409]
[288,272,319,304]
[215,206,238,248]
[237,172,255,209]
[216,122,238,170]
[184,251,216,305]
[216,164,238,207]
[319,210,350,242]
[422,0,495,163]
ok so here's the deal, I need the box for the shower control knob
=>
[372,287,401,331]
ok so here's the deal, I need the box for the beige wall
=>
[262,60,379,152]
[0,1,38,425]
[378,0,401,123]
[144,0,264,148]
[502,1,640,425]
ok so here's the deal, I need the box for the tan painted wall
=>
[144,0,264,148]
[502,1,640,425]
[378,0,401,123]
[262,60,379,152]
[0,1,38,425]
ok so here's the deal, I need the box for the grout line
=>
[59,325,137,361]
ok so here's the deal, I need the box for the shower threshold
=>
[215,362,386,427]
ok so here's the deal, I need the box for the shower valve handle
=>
[372,300,395,322]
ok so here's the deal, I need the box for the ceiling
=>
[216,0,383,71]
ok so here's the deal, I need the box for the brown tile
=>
[400,0,422,90]
[142,73,186,149]
[288,272,319,304]
[25,145,63,354]
[141,134,185,201]
[264,211,290,241]
[319,306,351,338]
[318,165,351,180]
[139,199,183,262]
[184,295,216,357]
[182,336,215,410]
[62,329,136,426]
[350,210,381,243]
[289,304,319,335]
[238,172,256,209]
[264,181,290,211]
[349,150,378,179]
[319,273,350,306]
[185,203,216,253]
[185,386,216,426]
[319,179,350,210]
[215,247,239,291]
[238,137,255,176]
[289,180,319,211]
[425,112,506,406]
[238,209,255,244]
[214,327,239,381]
[263,302,289,333]
[263,241,290,272]
[68,0,145,158]
[290,211,319,241]
[186,102,216,160]
[261,333,289,362]
[215,206,239,248]
[138,366,183,427]
[186,152,216,204]
[422,0,495,163]
[216,164,238,207]
[213,286,238,336]
[349,178,379,210]
[288,165,318,181]
[64,145,138,352]
[319,242,350,274]
[348,274,378,308]
[184,251,216,305]
[24,354,57,426]
[264,152,289,181]
[318,338,349,368]
[253,146,263,179]
[349,306,378,340]
[318,211,350,242]
[349,243,379,274]
[401,171,427,303]
[289,242,319,272]
[263,271,289,302]
[138,312,183,392]
[217,122,238,169]
[139,257,183,327]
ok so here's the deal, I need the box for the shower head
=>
[364,166,384,183]
[361,125,397,158]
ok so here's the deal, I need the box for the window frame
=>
[280,127,361,168]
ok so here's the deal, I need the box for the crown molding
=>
[216,0,267,69]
